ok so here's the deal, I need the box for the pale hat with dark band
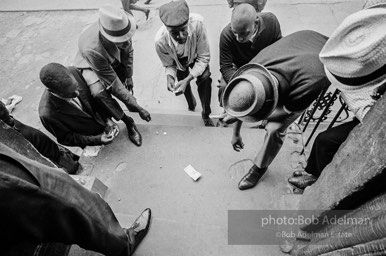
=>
[319,7,386,92]
[222,63,278,122]
[363,0,386,9]
[99,5,137,43]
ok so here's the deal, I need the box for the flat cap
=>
[159,0,190,27]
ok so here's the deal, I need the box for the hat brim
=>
[99,13,136,43]
[364,3,386,9]
[324,66,386,93]
[224,63,279,123]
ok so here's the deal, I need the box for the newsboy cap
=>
[159,0,190,27]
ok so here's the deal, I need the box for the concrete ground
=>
[0,0,365,255]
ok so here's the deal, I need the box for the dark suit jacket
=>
[38,68,106,148]
[219,12,282,83]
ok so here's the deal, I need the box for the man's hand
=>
[222,113,239,124]
[105,118,120,137]
[231,134,244,152]
[100,133,114,144]
[174,79,189,96]
[125,77,134,94]
[167,75,176,92]
[139,108,151,122]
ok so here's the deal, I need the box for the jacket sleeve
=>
[40,114,102,148]
[82,48,124,90]
[123,41,134,79]
[270,12,283,42]
[219,28,237,84]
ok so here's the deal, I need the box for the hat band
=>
[102,22,131,37]
[330,64,386,86]
[165,20,189,28]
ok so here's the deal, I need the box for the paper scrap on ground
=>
[184,164,201,181]
[83,145,104,157]
[2,95,23,113]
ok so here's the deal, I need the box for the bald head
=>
[231,4,259,43]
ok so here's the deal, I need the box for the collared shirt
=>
[51,93,86,114]
[248,26,259,43]
[338,82,386,122]
[155,13,210,79]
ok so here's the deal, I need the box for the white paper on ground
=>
[2,95,23,113]
[184,164,201,181]
[83,145,104,157]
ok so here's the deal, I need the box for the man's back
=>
[251,30,330,112]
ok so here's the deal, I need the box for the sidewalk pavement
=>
[0,0,364,130]
[0,1,366,254]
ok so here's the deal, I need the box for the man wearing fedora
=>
[73,5,151,147]
[223,30,330,190]
[155,0,214,127]
[227,0,268,12]
[288,2,386,191]
[0,134,151,256]
[218,3,281,105]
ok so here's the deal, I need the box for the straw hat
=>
[363,0,386,9]
[98,5,137,43]
[222,63,278,122]
[319,7,386,92]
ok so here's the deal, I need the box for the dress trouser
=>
[0,143,128,256]
[13,119,79,174]
[254,111,302,168]
[82,64,136,121]
[176,65,212,118]
[305,118,360,177]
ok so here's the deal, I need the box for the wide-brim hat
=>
[319,7,386,93]
[363,0,386,9]
[222,63,278,123]
[99,5,137,43]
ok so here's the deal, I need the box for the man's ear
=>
[254,18,260,28]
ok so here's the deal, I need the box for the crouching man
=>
[155,0,214,126]
[39,63,126,149]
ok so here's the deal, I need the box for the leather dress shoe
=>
[288,175,317,190]
[238,165,268,190]
[203,117,214,127]
[125,208,152,256]
[127,124,142,146]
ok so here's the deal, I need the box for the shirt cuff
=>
[165,67,177,80]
